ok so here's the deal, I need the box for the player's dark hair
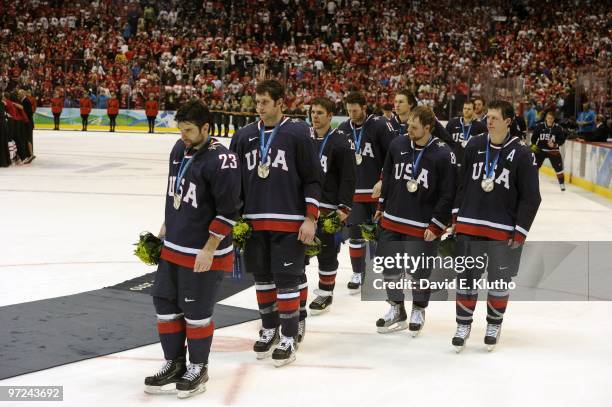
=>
[408,105,436,129]
[473,96,486,106]
[344,91,367,106]
[382,103,393,111]
[256,79,285,101]
[464,99,475,108]
[311,97,335,115]
[488,100,515,120]
[396,89,418,107]
[175,99,212,129]
[545,110,555,118]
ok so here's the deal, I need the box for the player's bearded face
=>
[407,117,429,142]
[347,103,366,123]
[178,121,207,147]
[474,101,483,115]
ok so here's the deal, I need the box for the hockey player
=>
[338,92,395,293]
[144,100,241,398]
[374,106,456,336]
[473,97,487,125]
[308,97,357,314]
[390,90,454,145]
[452,100,541,352]
[445,99,487,162]
[531,111,567,191]
[230,80,321,367]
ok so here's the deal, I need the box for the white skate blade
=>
[255,348,274,360]
[347,287,361,295]
[487,344,496,352]
[411,328,422,338]
[144,383,177,395]
[273,353,296,368]
[454,345,465,353]
[309,306,331,316]
[376,320,408,334]
[177,383,206,399]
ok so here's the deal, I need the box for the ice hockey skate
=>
[253,327,280,359]
[347,272,362,294]
[484,323,502,351]
[376,301,408,333]
[452,324,472,353]
[176,363,208,399]
[144,356,186,394]
[409,306,426,337]
[272,335,297,367]
[309,289,333,315]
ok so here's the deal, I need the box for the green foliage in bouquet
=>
[530,144,539,153]
[360,222,378,241]
[304,237,322,257]
[320,211,343,234]
[232,218,252,249]
[134,232,163,266]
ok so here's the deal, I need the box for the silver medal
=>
[355,153,363,165]
[173,193,182,209]
[257,163,270,179]
[481,178,494,192]
[406,179,418,193]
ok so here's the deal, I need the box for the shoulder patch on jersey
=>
[372,116,381,121]
[436,141,446,147]
[290,118,301,123]
[519,140,526,146]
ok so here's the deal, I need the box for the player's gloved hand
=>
[371,180,382,199]
[298,216,316,245]
[194,248,214,272]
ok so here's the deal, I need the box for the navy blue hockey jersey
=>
[161,138,241,272]
[531,122,566,152]
[337,115,395,203]
[445,117,487,155]
[230,117,321,232]
[313,127,357,214]
[453,134,541,243]
[379,136,456,237]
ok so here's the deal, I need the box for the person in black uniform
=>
[144,100,241,399]
[230,80,321,367]
[452,100,541,352]
[531,110,567,191]
[374,105,456,336]
[445,99,488,163]
[307,97,357,314]
[338,92,396,294]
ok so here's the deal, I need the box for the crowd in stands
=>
[0,0,610,123]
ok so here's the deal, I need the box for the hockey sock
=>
[156,314,186,361]
[254,280,279,329]
[185,317,215,364]
[348,239,366,275]
[318,268,337,294]
[298,275,308,321]
[275,274,301,338]
[486,289,509,324]
[456,288,478,325]
[556,171,565,185]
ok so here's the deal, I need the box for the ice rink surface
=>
[1,130,611,406]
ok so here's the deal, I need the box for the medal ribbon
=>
[484,134,507,179]
[175,154,194,197]
[351,121,365,153]
[411,135,435,180]
[460,117,472,141]
[260,119,284,165]
[318,128,334,159]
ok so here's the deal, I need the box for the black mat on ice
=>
[0,275,257,380]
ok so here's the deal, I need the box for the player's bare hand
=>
[371,180,382,199]
[298,217,316,245]
[547,140,555,148]
[373,210,383,222]
[158,223,166,240]
[194,248,214,272]
[424,229,437,242]
[336,209,348,223]
[507,239,522,249]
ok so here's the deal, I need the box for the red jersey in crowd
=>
[107,98,119,115]
[51,98,63,114]
[145,100,158,117]
[80,98,92,115]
